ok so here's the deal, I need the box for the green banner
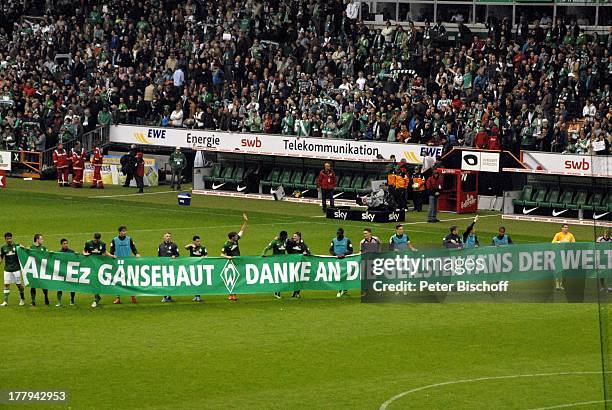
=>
[16,242,612,296]
[17,248,361,296]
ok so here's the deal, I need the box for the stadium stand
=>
[0,0,610,158]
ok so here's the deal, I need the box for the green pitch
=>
[0,179,610,409]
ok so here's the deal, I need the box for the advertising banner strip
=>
[17,243,612,296]
[521,151,612,178]
[109,125,443,164]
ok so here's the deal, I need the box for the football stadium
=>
[0,0,611,409]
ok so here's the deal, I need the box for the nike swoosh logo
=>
[552,209,568,217]
[237,185,247,192]
[333,192,344,199]
[212,182,225,190]
[522,207,538,214]
[594,212,609,220]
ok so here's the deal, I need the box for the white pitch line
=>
[92,190,180,199]
[527,400,610,410]
[379,371,608,410]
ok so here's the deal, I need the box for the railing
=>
[42,126,110,169]
[82,125,110,153]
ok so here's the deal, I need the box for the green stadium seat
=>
[278,169,293,186]
[301,170,317,190]
[337,174,353,192]
[347,174,364,194]
[539,188,560,207]
[524,187,548,207]
[551,190,574,208]
[357,177,375,194]
[582,192,604,211]
[512,185,534,206]
[261,168,281,187]
[212,164,235,183]
[595,192,612,212]
[288,169,304,189]
[567,189,587,210]
[226,165,245,184]
[203,163,221,181]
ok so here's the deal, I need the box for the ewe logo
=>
[220,259,241,294]
[133,129,167,145]
[404,147,442,163]
[419,147,443,158]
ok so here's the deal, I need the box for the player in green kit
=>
[262,230,288,299]
[185,235,207,302]
[1,232,25,306]
[56,238,77,307]
[221,213,248,301]
[30,233,49,306]
[84,233,114,308]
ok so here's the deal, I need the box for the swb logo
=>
[220,260,241,293]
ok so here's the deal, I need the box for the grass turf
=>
[0,179,610,409]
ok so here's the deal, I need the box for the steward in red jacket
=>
[71,141,86,188]
[53,143,69,187]
[316,162,337,212]
[90,147,104,189]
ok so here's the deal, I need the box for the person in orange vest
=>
[386,169,397,200]
[71,141,86,188]
[52,142,69,187]
[90,147,104,189]
[411,166,426,212]
[394,172,409,209]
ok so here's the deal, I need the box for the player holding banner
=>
[84,233,115,308]
[221,213,248,301]
[30,234,49,305]
[56,239,77,307]
[262,230,288,299]
[1,233,25,306]
[185,235,208,302]
[330,228,353,298]
[110,226,140,304]
[286,232,311,298]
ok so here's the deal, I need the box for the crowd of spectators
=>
[0,0,610,155]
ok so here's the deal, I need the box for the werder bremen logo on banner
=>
[220,259,241,293]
